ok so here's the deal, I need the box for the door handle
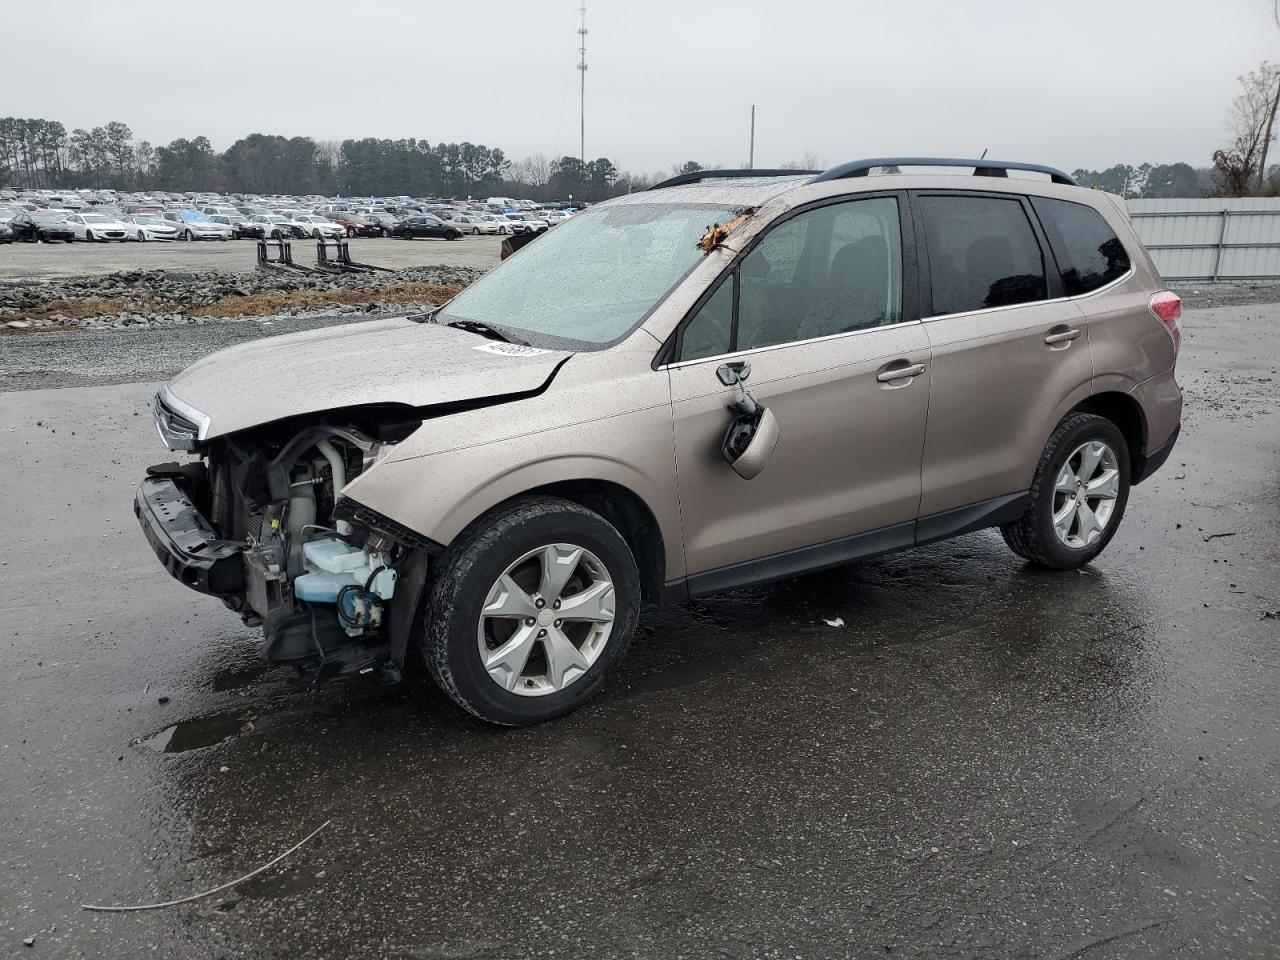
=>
[876,362,926,383]
[1044,328,1080,345]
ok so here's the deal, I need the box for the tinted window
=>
[680,275,734,361]
[919,195,1047,315]
[1031,197,1131,296]
[733,197,903,351]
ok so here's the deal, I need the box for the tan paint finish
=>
[668,323,931,573]
[918,297,1093,516]
[170,170,1182,588]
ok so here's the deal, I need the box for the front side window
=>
[1030,197,1131,296]
[677,196,904,359]
[918,195,1047,316]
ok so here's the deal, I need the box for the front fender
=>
[342,400,686,579]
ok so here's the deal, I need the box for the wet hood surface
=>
[165,315,572,438]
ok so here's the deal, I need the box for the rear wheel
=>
[1001,413,1130,569]
[421,496,640,726]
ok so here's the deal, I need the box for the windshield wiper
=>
[443,319,527,346]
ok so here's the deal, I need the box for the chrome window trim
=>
[920,267,1134,323]
[662,317,924,370]
[158,385,211,441]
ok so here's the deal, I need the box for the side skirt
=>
[668,492,1029,601]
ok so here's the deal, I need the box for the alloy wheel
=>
[1052,440,1120,548]
[476,543,616,696]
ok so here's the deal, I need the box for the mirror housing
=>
[726,406,779,479]
[716,361,751,386]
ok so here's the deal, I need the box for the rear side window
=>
[918,195,1047,315]
[1031,197,1131,295]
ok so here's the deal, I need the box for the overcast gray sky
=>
[7,0,1276,174]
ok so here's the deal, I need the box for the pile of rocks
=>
[0,265,484,331]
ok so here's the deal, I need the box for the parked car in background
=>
[323,212,383,237]
[364,212,403,235]
[65,212,131,242]
[511,213,550,232]
[391,214,464,240]
[205,214,259,239]
[291,214,347,239]
[123,214,180,241]
[10,210,76,242]
[249,214,298,240]
[452,213,502,235]
[161,210,235,241]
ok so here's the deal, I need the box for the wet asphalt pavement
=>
[0,305,1277,959]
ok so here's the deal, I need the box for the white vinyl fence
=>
[1126,197,1280,282]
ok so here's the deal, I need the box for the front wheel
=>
[1001,412,1130,570]
[137,231,147,242]
[421,496,640,726]
[85,230,95,242]
[183,229,194,241]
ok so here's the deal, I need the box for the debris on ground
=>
[81,820,330,913]
[823,617,845,628]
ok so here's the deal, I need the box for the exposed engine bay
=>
[138,393,430,684]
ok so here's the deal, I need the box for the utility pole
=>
[577,4,588,169]
[748,105,755,169]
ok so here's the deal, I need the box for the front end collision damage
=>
[135,359,573,685]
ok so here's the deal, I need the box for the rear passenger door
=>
[913,191,1092,521]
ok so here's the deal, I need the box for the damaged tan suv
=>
[137,157,1183,725]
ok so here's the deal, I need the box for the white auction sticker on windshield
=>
[473,342,552,357]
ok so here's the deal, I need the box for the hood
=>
[165,316,573,440]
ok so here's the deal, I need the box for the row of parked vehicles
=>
[0,189,580,244]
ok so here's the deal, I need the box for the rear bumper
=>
[134,471,244,595]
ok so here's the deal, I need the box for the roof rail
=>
[810,157,1077,186]
[647,168,819,191]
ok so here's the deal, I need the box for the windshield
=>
[33,212,65,222]
[440,202,737,346]
[82,214,112,223]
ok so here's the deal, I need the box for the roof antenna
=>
[979,148,989,159]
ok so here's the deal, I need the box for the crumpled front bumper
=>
[134,468,244,596]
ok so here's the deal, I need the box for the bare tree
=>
[1213,61,1280,196]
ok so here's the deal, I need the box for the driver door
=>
[666,194,932,591]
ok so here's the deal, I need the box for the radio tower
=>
[577,4,588,167]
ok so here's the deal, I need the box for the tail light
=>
[1149,291,1182,355]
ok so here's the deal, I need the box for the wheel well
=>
[520,480,666,604]
[1070,392,1147,462]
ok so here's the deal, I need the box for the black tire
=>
[420,496,641,726]
[380,227,389,238]
[85,230,95,242]
[1001,412,1131,570]
[183,229,194,242]
[471,227,480,236]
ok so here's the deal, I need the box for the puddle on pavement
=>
[139,710,253,754]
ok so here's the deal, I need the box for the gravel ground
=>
[0,304,1276,959]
